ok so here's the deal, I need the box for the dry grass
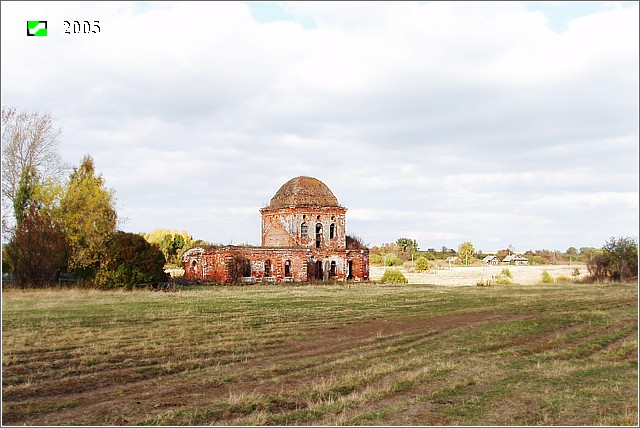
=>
[2,282,637,426]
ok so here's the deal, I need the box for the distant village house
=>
[502,255,529,265]
[482,255,500,265]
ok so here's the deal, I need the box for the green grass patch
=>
[2,283,637,426]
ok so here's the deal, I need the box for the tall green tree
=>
[565,247,578,256]
[396,238,418,253]
[458,241,475,266]
[13,165,40,224]
[60,156,117,277]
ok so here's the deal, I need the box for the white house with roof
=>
[502,255,529,265]
[482,255,500,265]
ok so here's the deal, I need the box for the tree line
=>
[1,107,167,288]
[370,237,637,283]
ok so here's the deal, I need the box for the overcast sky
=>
[2,1,638,253]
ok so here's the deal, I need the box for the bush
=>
[370,253,404,266]
[369,253,383,265]
[4,206,67,287]
[96,231,168,289]
[541,270,553,284]
[500,268,513,279]
[422,252,435,260]
[602,237,637,282]
[382,253,396,266]
[415,256,429,271]
[494,268,513,285]
[380,269,408,284]
[586,237,638,283]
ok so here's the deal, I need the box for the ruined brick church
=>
[182,176,369,283]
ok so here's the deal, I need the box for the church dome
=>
[267,176,339,209]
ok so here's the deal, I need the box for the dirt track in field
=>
[3,311,536,426]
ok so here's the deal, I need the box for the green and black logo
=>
[27,21,47,36]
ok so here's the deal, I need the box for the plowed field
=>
[2,283,637,425]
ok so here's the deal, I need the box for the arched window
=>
[284,260,291,277]
[301,222,308,238]
[330,261,336,277]
[264,260,271,277]
[242,259,251,277]
[330,223,336,239]
[315,223,323,248]
[315,260,323,280]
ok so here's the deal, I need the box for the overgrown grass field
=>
[2,283,637,425]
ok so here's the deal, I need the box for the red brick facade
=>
[183,176,369,283]
[183,246,310,283]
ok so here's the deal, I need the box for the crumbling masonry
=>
[182,176,369,283]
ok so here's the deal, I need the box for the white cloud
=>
[1,1,637,251]
[523,191,638,210]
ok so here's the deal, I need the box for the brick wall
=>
[261,206,347,250]
[183,246,310,283]
[183,246,370,283]
[347,249,370,281]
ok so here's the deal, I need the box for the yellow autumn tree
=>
[60,155,117,278]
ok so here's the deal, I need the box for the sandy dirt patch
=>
[370,264,586,286]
